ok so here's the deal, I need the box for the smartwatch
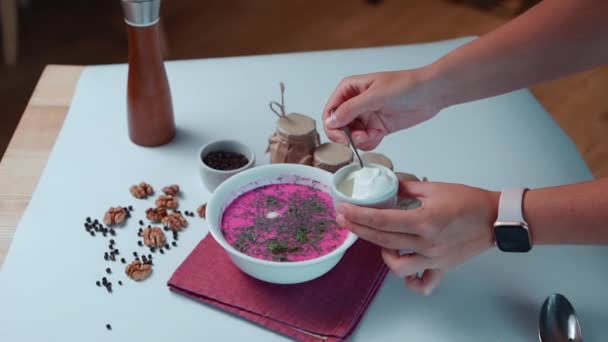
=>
[493,187,532,252]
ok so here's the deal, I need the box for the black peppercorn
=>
[139,220,144,226]
[133,252,138,257]
[106,323,112,330]
[118,281,123,286]
[90,231,95,237]
[137,241,143,247]
[86,217,91,223]
[172,241,177,247]
[106,268,111,274]
[128,205,133,211]
[159,249,164,254]
[96,281,101,287]
[121,258,126,264]
[203,150,249,171]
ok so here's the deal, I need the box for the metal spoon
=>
[342,128,364,168]
[539,293,583,342]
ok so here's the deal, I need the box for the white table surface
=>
[0,37,606,341]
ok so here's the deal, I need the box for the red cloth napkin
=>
[167,235,388,341]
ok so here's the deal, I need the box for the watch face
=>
[495,225,532,252]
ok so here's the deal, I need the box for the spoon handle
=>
[342,128,364,168]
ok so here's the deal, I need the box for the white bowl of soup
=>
[206,164,358,284]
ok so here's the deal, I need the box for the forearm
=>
[521,178,608,245]
[423,0,608,108]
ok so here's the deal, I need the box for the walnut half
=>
[161,212,188,231]
[155,195,178,210]
[162,184,180,197]
[146,207,168,222]
[125,260,152,281]
[103,207,127,226]
[143,226,166,248]
[130,182,154,199]
[197,204,207,219]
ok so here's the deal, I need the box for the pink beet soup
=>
[221,183,349,262]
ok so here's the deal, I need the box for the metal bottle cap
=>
[121,0,161,27]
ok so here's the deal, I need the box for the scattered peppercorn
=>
[106,323,112,330]
[86,217,92,223]
[139,220,144,226]
[104,252,109,261]
[133,252,138,257]
[121,258,126,264]
[159,249,164,254]
[128,205,133,211]
[118,281,123,286]
[106,268,111,274]
[172,241,177,247]
[137,241,143,246]
[90,231,95,237]
[96,281,101,287]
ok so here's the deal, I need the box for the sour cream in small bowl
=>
[331,163,399,209]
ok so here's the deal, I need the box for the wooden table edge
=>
[0,64,85,267]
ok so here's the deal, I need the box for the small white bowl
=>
[198,139,256,192]
[206,164,358,284]
[331,163,399,209]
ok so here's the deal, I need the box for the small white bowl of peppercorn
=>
[199,139,256,192]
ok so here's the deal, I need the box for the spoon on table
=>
[539,293,583,342]
[342,127,364,168]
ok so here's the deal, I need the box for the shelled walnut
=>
[161,212,188,231]
[125,260,152,281]
[155,195,178,209]
[142,226,166,248]
[103,207,127,226]
[162,184,180,197]
[197,204,207,219]
[130,182,154,199]
[146,207,168,222]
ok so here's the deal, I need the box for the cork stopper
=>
[313,142,353,173]
[277,113,317,138]
[361,152,394,171]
